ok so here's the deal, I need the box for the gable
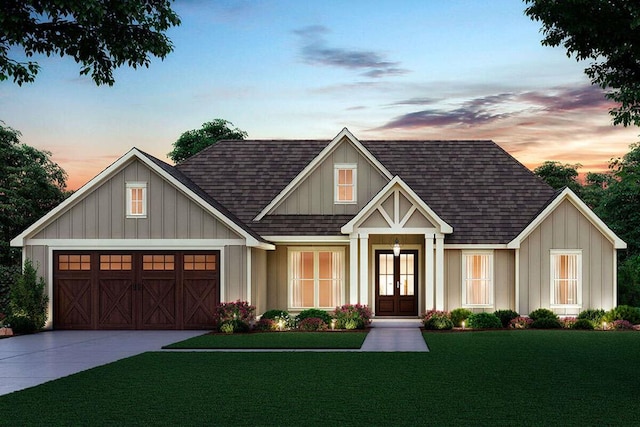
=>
[31,159,243,241]
[271,137,389,216]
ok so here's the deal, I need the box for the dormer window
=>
[335,164,357,203]
[126,182,147,218]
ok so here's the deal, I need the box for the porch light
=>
[393,238,401,257]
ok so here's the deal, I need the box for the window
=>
[143,254,175,271]
[100,254,132,271]
[184,254,217,271]
[551,251,581,306]
[462,252,493,306]
[334,164,357,203]
[289,248,344,308]
[126,182,147,218]
[59,254,91,271]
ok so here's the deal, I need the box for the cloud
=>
[294,25,408,78]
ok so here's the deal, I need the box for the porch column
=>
[435,234,445,310]
[425,233,434,310]
[359,233,369,305]
[349,234,359,304]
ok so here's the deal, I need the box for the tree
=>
[525,0,640,126]
[9,258,48,333]
[0,0,180,86]
[168,119,248,163]
[0,123,68,266]
[533,161,583,195]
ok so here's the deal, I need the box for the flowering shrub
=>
[612,319,634,330]
[260,309,293,330]
[510,316,533,329]
[298,317,328,331]
[333,304,372,329]
[421,310,450,322]
[254,318,276,331]
[561,317,578,329]
[213,300,255,333]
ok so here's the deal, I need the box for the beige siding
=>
[251,248,268,314]
[33,159,242,240]
[265,244,351,313]
[224,246,247,301]
[518,199,616,315]
[273,139,389,215]
[444,249,462,310]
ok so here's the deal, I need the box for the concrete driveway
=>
[0,330,205,396]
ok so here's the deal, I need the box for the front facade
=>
[11,128,626,329]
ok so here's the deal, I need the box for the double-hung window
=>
[126,182,147,218]
[334,164,357,203]
[462,252,493,307]
[289,248,344,309]
[550,250,581,306]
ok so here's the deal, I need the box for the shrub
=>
[450,308,472,327]
[423,314,453,330]
[528,308,558,322]
[612,319,634,330]
[510,316,533,329]
[0,264,20,317]
[578,309,606,325]
[467,312,502,329]
[9,316,38,335]
[9,259,48,332]
[571,318,595,330]
[617,254,640,307]
[333,304,372,329]
[296,308,333,326]
[604,305,640,325]
[260,309,292,330]
[561,317,578,329]
[421,310,450,322]
[531,317,562,329]
[494,309,519,328]
[261,309,290,320]
[213,300,255,333]
[298,317,328,331]
[254,318,276,331]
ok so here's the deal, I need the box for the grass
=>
[163,331,368,349]
[0,330,639,426]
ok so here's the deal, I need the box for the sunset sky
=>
[2,0,639,190]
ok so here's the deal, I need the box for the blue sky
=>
[2,0,638,189]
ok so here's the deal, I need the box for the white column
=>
[435,234,445,310]
[246,247,252,303]
[425,233,434,311]
[349,234,359,304]
[359,233,369,305]
[514,248,520,314]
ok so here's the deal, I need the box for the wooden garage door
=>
[54,251,220,330]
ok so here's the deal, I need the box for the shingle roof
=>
[175,138,555,244]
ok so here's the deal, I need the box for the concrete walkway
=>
[360,318,429,352]
[0,330,203,396]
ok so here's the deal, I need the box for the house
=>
[10,128,626,329]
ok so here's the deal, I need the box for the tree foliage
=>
[533,161,583,195]
[9,258,48,332]
[525,0,640,127]
[0,123,68,266]
[168,119,247,163]
[0,0,180,86]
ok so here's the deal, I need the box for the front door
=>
[375,250,418,316]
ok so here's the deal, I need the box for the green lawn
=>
[1,331,639,426]
[163,331,368,349]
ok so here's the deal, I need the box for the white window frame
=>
[288,246,346,309]
[334,164,357,204]
[461,250,494,307]
[550,250,582,308]
[126,182,147,218]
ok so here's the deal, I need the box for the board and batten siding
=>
[518,199,615,315]
[251,248,268,314]
[444,250,515,312]
[224,245,247,302]
[33,159,242,241]
[272,139,389,215]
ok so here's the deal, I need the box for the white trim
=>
[444,244,508,249]
[341,176,453,235]
[10,148,273,250]
[425,233,434,310]
[612,250,617,309]
[461,250,495,308]
[508,188,626,249]
[262,236,349,243]
[435,235,445,310]
[23,239,245,248]
[254,128,393,221]
[125,181,147,218]
[549,249,582,308]
[371,243,422,315]
[514,248,520,314]
[334,163,358,204]
[246,247,252,303]
[287,246,346,310]
[359,235,369,305]
[349,235,359,304]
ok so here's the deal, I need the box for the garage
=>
[53,251,220,330]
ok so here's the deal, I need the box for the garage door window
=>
[143,254,175,270]
[184,254,216,271]
[59,254,91,271]
[100,255,132,270]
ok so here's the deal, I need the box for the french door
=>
[375,250,418,316]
